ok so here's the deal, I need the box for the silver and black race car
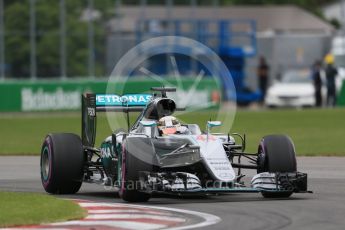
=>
[40,87,309,202]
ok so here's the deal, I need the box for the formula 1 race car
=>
[40,87,309,202]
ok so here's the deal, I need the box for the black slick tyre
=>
[257,135,297,198]
[119,137,153,202]
[40,133,84,194]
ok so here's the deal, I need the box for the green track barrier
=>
[0,77,220,112]
[337,80,345,106]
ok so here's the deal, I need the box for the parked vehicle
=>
[265,69,316,108]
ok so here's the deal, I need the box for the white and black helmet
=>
[158,116,181,135]
[158,116,180,128]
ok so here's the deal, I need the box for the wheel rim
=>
[41,146,50,181]
[257,144,267,173]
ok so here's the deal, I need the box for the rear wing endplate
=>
[81,93,152,147]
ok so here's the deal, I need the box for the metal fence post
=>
[60,0,66,78]
[30,0,37,79]
[88,0,95,78]
[0,0,4,80]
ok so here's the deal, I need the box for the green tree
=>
[4,0,334,77]
[5,2,30,77]
[5,0,114,78]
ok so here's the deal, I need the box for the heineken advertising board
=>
[0,78,220,112]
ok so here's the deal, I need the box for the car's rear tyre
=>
[257,135,297,198]
[119,137,153,202]
[40,133,84,194]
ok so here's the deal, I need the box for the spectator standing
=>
[324,54,338,107]
[312,60,322,107]
[257,56,269,102]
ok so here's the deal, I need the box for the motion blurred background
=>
[1,0,345,110]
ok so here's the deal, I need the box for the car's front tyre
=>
[119,137,154,202]
[257,135,297,198]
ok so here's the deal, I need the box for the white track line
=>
[85,214,185,222]
[77,201,222,230]
[88,209,167,215]
[133,205,222,230]
[53,220,166,230]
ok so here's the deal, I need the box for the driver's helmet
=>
[158,116,180,135]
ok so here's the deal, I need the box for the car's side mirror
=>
[206,121,222,135]
[140,120,157,127]
[207,121,222,128]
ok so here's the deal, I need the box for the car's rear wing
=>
[82,93,152,147]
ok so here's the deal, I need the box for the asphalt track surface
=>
[1,156,345,230]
